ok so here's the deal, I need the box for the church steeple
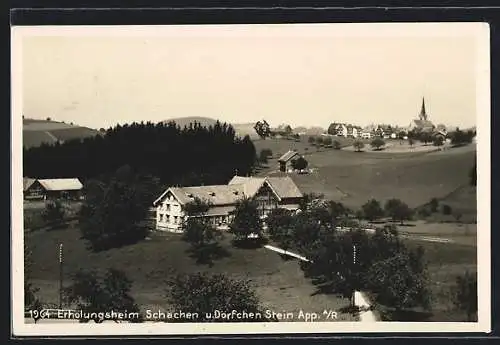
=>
[419,97,428,121]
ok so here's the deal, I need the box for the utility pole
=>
[59,243,64,310]
[352,244,357,308]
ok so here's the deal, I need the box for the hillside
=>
[23,118,101,149]
[258,138,476,212]
[163,117,260,139]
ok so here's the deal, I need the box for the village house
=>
[23,178,84,200]
[346,125,361,138]
[152,175,304,232]
[278,150,303,172]
[335,123,348,137]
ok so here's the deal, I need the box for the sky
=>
[17,23,486,130]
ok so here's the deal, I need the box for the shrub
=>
[353,140,365,152]
[429,198,439,213]
[451,271,477,321]
[370,138,385,150]
[442,204,452,215]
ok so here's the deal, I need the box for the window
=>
[167,204,171,211]
[166,215,170,223]
[174,216,178,224]
[159,213,164,222]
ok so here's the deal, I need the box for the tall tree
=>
[370,138,385,151]
[361,199,385,221]
[24,121,256,188]
[365,252,431,312]
[291,156,308,171]
[353,140,365,152]
[24,243,40,310]
[384,199,413,225]
[266,208,294,250]
[451,271,478,321]
[79,165,155,251]
[229,198,262,241]
[64,268,141,323]
[166,273,266,322]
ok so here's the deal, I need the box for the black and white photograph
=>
[11,22,490,336]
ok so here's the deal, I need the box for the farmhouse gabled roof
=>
[168,184,245,206]
[37,178,83,191]
[278,150,300,163]
[153,175,303,207]
[266,176,303,199]
[228,176,266,197]
[23,177,36,191]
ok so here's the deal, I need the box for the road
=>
[336,227,454,244]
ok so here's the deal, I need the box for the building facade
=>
[152,175,304,232]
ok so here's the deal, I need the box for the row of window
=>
[160,203,173,211]
[158,213,184,224]
[158,213,233,226]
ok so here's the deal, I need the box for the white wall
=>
[156,192,185,232]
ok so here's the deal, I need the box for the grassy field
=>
[23,201,82,231]
[26,227,356,321]
[23,119,101,148]
[258,138,476,212]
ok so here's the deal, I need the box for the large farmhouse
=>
[152,175,304,232]
[23,178,84,200]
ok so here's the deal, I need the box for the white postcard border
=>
[11,22,491,336]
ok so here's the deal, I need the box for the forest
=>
[23,121,257,187]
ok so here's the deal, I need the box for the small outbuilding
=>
[23,178,84,200]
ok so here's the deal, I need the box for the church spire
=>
[419,97,428,121]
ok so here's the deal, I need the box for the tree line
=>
[23,120,256,187]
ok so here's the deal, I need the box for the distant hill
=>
[163,117,260,140]
[23,118,101,149]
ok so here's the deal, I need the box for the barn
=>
[23,178,84,200]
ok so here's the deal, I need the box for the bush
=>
[291,156,308,171]
[333,140,341,150]
[429,198,439,213]
[451,271,477,321]
[229,198,262,242]
[441,204,452,215]
[418,208,431,218]
[258,149,273,164]
[361,199,384,221]
[323,137,333,147]
[353,140,365,152]
[165,273,266,322]
[384,199,413,225]
[79,166,158,251]
[433,136,444,147]
[370,138,385,150]
[64,269,142,323]
[41,200,66,228]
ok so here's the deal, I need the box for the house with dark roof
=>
[152,175,304,232]
[278,150,302,172]
[23,178,84,200]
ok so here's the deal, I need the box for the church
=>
[408,97,436,132]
